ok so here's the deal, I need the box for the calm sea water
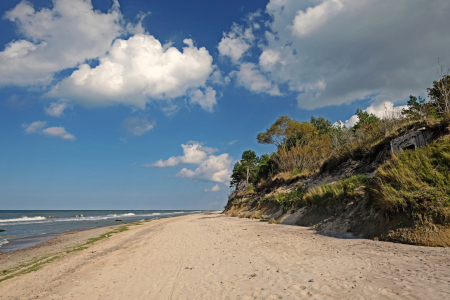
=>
[0,210,203,252]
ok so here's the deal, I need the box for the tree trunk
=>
[246,166,249,186]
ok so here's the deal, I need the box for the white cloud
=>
[120,117,155,136]
[366,101,408,119]
[259,49,280,72]
[342,101,408,128]
[150,141,233,183]
[189,87,217,112]
[291,0,344,37]
[228,140,238,145]
[343,115,359,128]
[0,0,123,86]
[151,141,217,167]
[45,102,69,117]
[22,121,47,134]
[22,121,75,140]
[48,35,214,109]
[220,0,450,109]
[205,184,220,192]
[177,153,233,183]
[42,127,75,141]
[1,0,216,113]
[217,24,254,63]
[235,63,281,96]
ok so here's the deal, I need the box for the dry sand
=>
[0,212,449,299]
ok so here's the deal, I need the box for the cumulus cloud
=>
[291,0,344,37]
[177,153,233,183]
[22,121,75,140]
[189,87,217,112]
[220,0,450,109]
[342,101,408,128]
[204,184,220,192]
[0,0,123,86]
[120,117,155,136]
[150,141,232,183]
[151,141,217,167]
[45,101,70,117]
[1,0,217,113]
[235,63,281,96]
[217,24,254,63]
[48,35,214,109]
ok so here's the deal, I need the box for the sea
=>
[0,210,203,252]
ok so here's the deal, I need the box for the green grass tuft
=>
[304,175,370,206]
[368,137,450,220]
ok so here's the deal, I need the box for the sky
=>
[1,0,449,210]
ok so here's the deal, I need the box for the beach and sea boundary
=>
[1,212,449,299]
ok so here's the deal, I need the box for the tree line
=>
[230,73,450,192]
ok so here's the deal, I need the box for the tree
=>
[257,116,305,149]
[230,150,260,190]
[402,95,427,119]
[353,109,379,131]
[254,153,278,185]
[257,116,332,172]
[241,150,260,186]
[230,161,247,190]
[310,116,333,135]
[428,73,450,116]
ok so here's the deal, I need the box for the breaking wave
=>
[0,216,46,223]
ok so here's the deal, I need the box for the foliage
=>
[402,95,426,119]
[353,109,380,132]
[304,175,370,206]
[230,150,260,190]
[276,185,307,209]
[257,116,306,148]
[254,153,278,184]
[230,161,247,190]
[258,119,332,173]
[258,185,307,210]
[310,116,333,135]
[428,74,450,117]
[368,138,450,219]
[242,150,260,185]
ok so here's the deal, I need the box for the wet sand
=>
[0,212,449,299]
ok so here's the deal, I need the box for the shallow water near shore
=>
[0,210,203,252]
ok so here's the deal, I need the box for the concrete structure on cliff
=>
[390,128,433,153]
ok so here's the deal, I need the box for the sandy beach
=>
[1,212,449,299]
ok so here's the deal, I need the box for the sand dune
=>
[1,212,449,299]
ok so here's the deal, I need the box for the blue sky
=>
[1,0,449,210]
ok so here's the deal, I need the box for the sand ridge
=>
[0,212,449,299]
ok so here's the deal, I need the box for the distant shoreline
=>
[0,210,206,253]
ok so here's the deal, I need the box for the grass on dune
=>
[303,175,370,207]
[368,137,450,220]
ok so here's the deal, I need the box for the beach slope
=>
[1,212,449,299]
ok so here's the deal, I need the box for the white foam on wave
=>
[0,239,9,247]
[0,212,186,226]
[0,216,46,223]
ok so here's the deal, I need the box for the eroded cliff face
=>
[223,122,450,247]
[224,191,450,247]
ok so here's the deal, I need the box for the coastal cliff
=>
[224,120,450,247]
